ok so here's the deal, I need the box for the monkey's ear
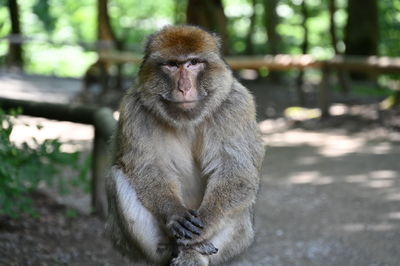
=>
[211,32,223,54]
[144,33,156,55]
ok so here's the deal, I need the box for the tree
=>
[329,0,349,92]
[296,0,309,105]
[262,0,281,55]
[262,0,281,80]
[97,0,123,91]
[7,0,23,69]
[344,0,378,56]
[97,0,118,47]
[344,0,378,79]
[328,0,339,54]
[245,0,257,55]
[186,0,229,54]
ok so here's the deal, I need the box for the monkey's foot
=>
[176,240,218,255]
[192,242,218,255]
[170,249,208,266]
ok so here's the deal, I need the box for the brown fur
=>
[106,26,265,265]
[147,25,220,56]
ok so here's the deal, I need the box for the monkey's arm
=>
[199,134,263,239]
[115,97,190,225]
[177,133,263,246]
[122,161,213,244]
[182,86,265,245]
[126,165,188,222]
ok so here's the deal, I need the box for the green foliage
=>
[333,84,395,98]
[0,0,10,63]
[32,0,56,33]
[379,0,400,57]
[378,0,400,82]
[1,0,399,78]
[0,108,91,218]
[109,0,175,50]
[65,208,78,218]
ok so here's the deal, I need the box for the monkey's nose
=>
[177,77,192,95]
[178,86,191,96]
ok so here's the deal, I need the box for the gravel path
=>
[232,122,400,266]
[1,73,399,265]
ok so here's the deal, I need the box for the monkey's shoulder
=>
[216,80,256,122]
[117,90,158,136]
[119,90,152,120]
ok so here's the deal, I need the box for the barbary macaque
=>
[106,25,265,265]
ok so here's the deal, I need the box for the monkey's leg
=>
[208,213,255,265]
[109,166,172,263]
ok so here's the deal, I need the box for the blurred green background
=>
[1,0,399,77]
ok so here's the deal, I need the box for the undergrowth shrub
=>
[0,108,91,218]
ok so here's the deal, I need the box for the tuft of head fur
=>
[145,25,221,57]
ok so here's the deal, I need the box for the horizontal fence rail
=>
[98,52,400,73]
[98,52,400,117]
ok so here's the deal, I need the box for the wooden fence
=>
[100,52,400,117]
[1,54,400,216]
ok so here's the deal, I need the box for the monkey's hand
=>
[167,209,205,240]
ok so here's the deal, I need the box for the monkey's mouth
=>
[163,98,198,104]
[159,94,207,110]
[159,94,205,103]
[162,98,199,110]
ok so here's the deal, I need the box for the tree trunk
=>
[7,0,23,69]
[296,0,309,105]
[245,0,257,55]
[97,0,117,48]
[186,0,229,54]
[262,0,280,55]
[262,0,281,80]
[344,0,378,79]
[94,0,123,94]
[328,0,339,54]
[329,0,349,93]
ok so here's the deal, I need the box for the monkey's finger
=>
[171,222,194,239]
[185,214,204,229]
[180,218,201,235]
[171,223,187,238]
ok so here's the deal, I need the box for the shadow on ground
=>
[1,73,399,265]
[231,127,400,266]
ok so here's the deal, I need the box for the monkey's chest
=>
[159,133,206,209]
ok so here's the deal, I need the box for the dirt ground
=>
[0,72,399,265]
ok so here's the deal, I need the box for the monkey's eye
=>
[165,61,179,68]
[190,59,199,65]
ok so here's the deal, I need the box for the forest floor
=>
[0,72,400,265]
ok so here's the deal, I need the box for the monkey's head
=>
[137,25,233,127]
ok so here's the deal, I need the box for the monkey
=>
[106,25,265,265]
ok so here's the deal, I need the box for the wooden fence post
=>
[319,64,331,118]
[92,107,117,218]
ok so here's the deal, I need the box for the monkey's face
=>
[159,57,207,111]
[138,26,232,126]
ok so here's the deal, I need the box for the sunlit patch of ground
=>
[10,116,94,152]
[2,73,400,265]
